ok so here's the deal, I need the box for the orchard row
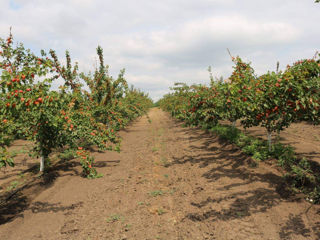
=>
[158,54,320,150]
[0,32,153,178]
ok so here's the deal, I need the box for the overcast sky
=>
[0,0,319,100]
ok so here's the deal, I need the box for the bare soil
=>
[0,108,320,240]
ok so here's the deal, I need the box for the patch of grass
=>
[308,186,320,203]
[156,208,166,215]
[163,174,169,178]
[9,148,29,158]
[161,157,168,166]
[58,148,76,161]
[18,173,25,179]
[152,147,158,152]
[9,150,19,158]
[106,214,124,223]
[124,224,132,230]
[235,211,247,217]
[149,190,165,197]
[6,180,19,191]
[90,173,103,179]
[137,201,144,206]
[146,114,152,123]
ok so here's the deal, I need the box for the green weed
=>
[6,180,19,191]
[156,208,166,215]
[149,190,165,197]
[106,214,124,223]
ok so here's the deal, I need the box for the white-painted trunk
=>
[267,131,272,152]
[40,155,45,172]
[232,121,236,128]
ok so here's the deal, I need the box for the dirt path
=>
[0,108,319,240]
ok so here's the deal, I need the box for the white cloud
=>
[0,0,319,100]
[114,15,300,58]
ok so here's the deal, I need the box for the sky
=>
[0,0,319,101]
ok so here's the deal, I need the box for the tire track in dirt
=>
[0,108,319,239]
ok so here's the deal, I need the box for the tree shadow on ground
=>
[0,152,121,226]
[94,160,120,168]
[167,123,319,239]
[0,163,38,181]
[30,201,83,213]
[279,214,313,239]
[187,188,281,221]
[0,159,81,225]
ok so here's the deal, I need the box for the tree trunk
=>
[40,154,45,172]
[267,131,272,152]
